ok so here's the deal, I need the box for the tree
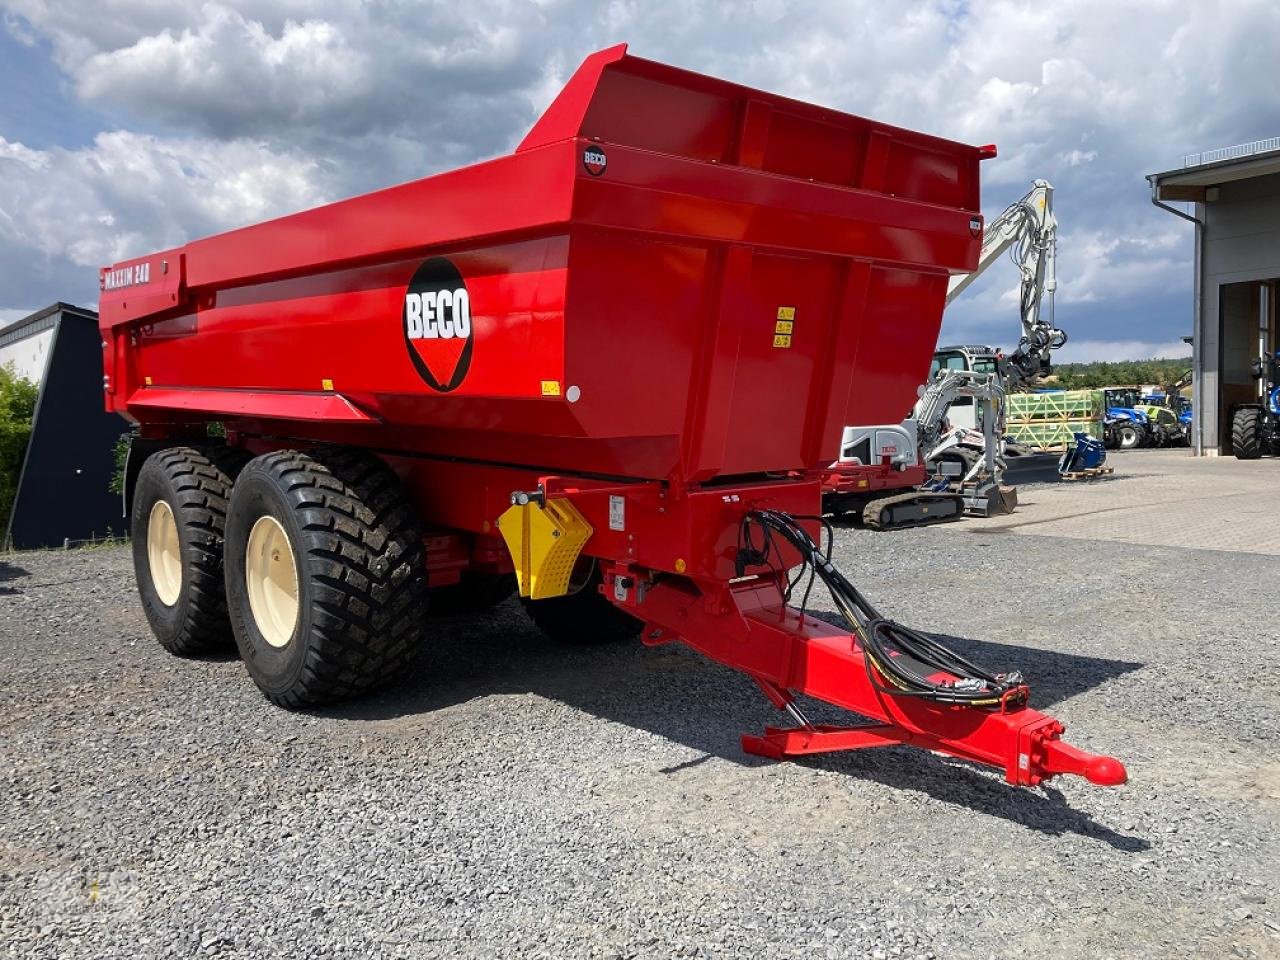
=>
[0,363,40,538]
[1046,357,1192,391]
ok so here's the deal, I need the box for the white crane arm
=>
[946,179,1064,389]
[947,179,1055,304]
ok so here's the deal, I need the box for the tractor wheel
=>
[1117,424,1141,450]
[131,446,243,656]
[521,560,641,646]
[429,572,517,616]
[223,448,428,708]
[1231,407,1262,460]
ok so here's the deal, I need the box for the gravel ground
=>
[2,514,1278,959]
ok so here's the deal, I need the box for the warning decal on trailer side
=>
[774,306,795,348]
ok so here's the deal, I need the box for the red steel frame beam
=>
[603,560,1126,788]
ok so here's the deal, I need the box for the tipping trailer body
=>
[101,45,1125,790]
[101,44,981,493]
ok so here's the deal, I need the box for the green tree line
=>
[0,363,39,537]
[1045,357,1192,391]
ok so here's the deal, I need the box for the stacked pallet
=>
[1006,390,1105,451]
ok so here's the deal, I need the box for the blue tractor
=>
[1102,387,1151,450]
[1172,396,1193,444]
[1231,352,1280,459]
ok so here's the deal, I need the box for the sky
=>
[1,1,1277,360]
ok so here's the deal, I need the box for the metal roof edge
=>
[0,301,98,339]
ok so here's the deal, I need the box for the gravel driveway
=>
[2,516,1278,959]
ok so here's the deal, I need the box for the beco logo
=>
[402,257,473,392]
[583,147,607,176]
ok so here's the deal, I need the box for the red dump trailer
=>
[100,44,1125,789]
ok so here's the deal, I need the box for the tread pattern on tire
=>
[1232,408,1262,460]
[240,448,428,707]
[140,446,241,655]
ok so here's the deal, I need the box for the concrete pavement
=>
[958,448,1279,556]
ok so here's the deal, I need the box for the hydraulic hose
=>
[737,509,1026,707]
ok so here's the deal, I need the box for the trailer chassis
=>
[495,467,1125,789]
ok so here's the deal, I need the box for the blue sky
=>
[2,1,1276,359]
[0,29,91,149]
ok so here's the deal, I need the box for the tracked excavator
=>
[823,179,1065,528]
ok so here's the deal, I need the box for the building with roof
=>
[2,303,126,549]
[0,301,93,383]
[1149,138,1280,456]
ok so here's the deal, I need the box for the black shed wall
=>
[5,308,126,549]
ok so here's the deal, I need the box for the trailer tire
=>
[131,446,240,656]
[521,562,640,646]
[1231,407,1262,460]
[429,572,517,616]
[224,448,428,708]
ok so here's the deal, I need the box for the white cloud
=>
[75,8,368,136]
[0,131,327,309]
[1056,226,1188,305]
[0,308,31,326]
[0,137,49,169]
[8,0,552,155]
[0,0,1278,349]
[1063,149,1097,167]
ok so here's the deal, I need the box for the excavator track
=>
[862,491,965,530]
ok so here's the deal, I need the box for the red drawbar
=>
[620,568,1126,789]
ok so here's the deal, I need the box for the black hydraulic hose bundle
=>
[737,510,1025,707]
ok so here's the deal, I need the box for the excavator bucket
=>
[991,484,1019,514]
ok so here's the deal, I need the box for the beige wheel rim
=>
[147,500,183,606]
[245,515,299,648]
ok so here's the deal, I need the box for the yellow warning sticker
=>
[321,378,334,391]
[773,334,792,349]
[775,320,794,335]
[541,380,561,396]
[777,306,795,321]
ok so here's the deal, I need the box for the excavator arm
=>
[948,179,1065,389]
[828,179,1069,523]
